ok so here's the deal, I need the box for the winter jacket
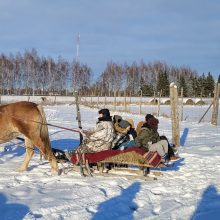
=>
[135,126,160,152]
[83,121,115,153]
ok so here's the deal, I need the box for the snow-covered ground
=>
[0,103,220,220]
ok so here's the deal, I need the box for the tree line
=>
[0,49,92,96]
[0,49,219,97]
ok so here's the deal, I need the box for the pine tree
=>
[178,75,188,97]
[196,74,206,97]
[218,74,220,83]
[187,76,195,97]
[156,70,170,96]
[140,77,154,96]
[142,84,154,96]
[204,72,215,97]
[191,76,200,97]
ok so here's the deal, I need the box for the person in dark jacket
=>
[136,114,154,136]
[112,115,137,150]
[135,116,169,164]
[136,114,178,161]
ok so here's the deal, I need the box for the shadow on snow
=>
[180,128,189,147]
[0,138,79,165]
[90,182,141,220]
[0,141,26,161]
[149,157,185,173]
[51,138,80,151]
[191,185,220,220]
[0,192,42,220]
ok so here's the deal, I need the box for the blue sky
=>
[0,0,220,79]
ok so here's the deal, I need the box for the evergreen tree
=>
[141,84,154,96]
[204,72,215,97]
[187,76,195,97]
[140,77,154,96]
[178,75,188,97]
[191,76,200,97]
[156,70,170,96]
[218,74,220,83]
[197,74,206,97]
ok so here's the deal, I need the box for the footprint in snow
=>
[150,187,167,195]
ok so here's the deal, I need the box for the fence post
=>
[90,96,93,107]
[124,90,127,112]
[170,83,180,147]
[54,94,57,104]
[211,83,220,125]
[104,94,107,108]
[153,91,156,104]
[74,91,83,143]
[157,90,161,117]
[139,89,142,114]
[180,87,184,121]
[97,94,99,108]
[114,90,117,111]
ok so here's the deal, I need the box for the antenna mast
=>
[76,33,80,62]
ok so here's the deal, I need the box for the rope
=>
[0,111,81,133]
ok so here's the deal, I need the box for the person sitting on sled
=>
[136,114,154,136]
[112,115,137,150]
[75,108,115,165]
[135,116,170,164]
[136,114,179,161]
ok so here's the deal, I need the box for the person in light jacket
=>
[75,108,114,164]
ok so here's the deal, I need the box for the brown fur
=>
[0,101,58,174]
[136,121,145,136]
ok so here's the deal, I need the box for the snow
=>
[0,102,220,220]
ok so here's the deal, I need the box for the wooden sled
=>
[69,147,177,179]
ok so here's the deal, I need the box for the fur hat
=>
[145,114,154,122]
[98,108,112,122]
[98,109,111,118]
[126,118,135,128]
[148,117,159,129]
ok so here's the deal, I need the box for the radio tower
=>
[76,33,80,63]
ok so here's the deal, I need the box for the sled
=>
[71,147,162,167]
[69,147,177,179]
